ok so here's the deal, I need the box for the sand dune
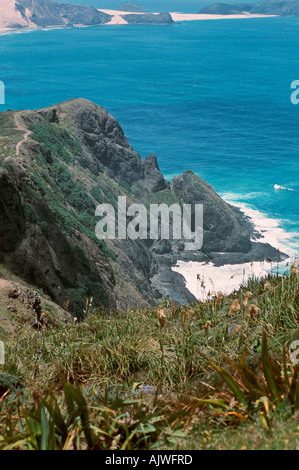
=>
[0,0,27,29]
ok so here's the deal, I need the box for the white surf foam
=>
[173,259,280,301]
[274,184,294,191]
[221,194,298,257]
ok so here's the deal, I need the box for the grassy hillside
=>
[0,263,298,450]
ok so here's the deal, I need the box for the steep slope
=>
[0,264,65,340]
[0,99,283,317]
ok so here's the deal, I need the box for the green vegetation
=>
[30,121,82,164]
[23,202,39,224]
[0,266,298,450]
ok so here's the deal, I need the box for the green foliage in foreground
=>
[0,268,298,450]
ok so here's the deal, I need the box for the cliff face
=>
[199,0,299,16]
[0,99,283,316]
[17,0,111,27]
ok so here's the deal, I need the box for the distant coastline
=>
[99,9,276,25]
[0,9,277,35]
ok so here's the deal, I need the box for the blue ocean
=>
[1,17,299,255]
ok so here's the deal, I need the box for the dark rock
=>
[171,171,253,254]
[143,154,168,193]
[123,12,174,24]
[38,108,59,124]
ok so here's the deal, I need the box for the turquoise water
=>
[0,18,299,254]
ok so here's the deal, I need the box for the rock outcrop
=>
[18,0,111,27]
[121,12,174,24]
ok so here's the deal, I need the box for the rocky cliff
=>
[17,0,111,27]
[0,99,284,316]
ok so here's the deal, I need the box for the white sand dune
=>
[106,15,128,25]
[0,0,26,29]
[0,0,36,31]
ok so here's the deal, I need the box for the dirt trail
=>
[0,279,11,291]
[15,112,31,155]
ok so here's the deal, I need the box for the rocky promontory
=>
[0,99,286,316]
[119,12,174,24]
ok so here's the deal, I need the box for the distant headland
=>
[0,0,284,34]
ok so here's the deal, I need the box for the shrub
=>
[23,202,39,224]
[0,372,23,398]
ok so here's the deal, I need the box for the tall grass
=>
[0,266,298,449]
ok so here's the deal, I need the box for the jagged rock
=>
[143,154,168,193]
